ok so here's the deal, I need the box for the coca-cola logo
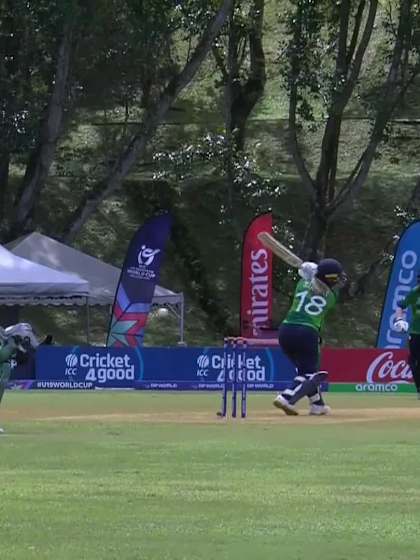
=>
[366,351,412,384]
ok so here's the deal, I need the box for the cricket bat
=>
[257,231,329,294]
[257,232,303,268]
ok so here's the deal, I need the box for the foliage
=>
[2,1,420,344]
[75,0,183,114]
[279,0,420,258]
[0,0,66,156]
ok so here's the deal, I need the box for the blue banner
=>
[107,213,172,347]
[35,345,298,391]
[377,220,420,348]
[9,354,36,380]
[7,380,37,390]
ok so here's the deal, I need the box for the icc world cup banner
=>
[107,213,172,347]
[377,220,420,348]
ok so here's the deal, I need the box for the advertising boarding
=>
[34,345,297,391]
[376,220,420,348]
[8,346,415,393]
[322,348,414,393]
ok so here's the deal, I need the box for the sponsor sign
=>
[7,380,95,390]
[329,383,415,393]
[37,346,140,389]
[377,220,420,348]
[35,345,297,391]
[322,348,413,392]
[17,346,414,393]
[137,346,291,390]
[7,380,37,390]
[240,213,273,338]
[107,213,172,347]
[128,245,161,281]
[9,354,36,380]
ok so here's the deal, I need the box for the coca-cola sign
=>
[366,351,412,384]
[321,348,412,385]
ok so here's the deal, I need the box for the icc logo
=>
[138,245,160,266]
[65,354,78,376]
[197,354,210,377]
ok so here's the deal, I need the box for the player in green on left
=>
[273,258,346,416]
[394,273,420,399]
[0,323,39,433]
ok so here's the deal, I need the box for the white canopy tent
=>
[0,243,91,341]
[7,232,185,343]
[0,244,89,305]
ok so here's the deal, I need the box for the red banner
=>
[321,348,412,385]
[240,213,273,338]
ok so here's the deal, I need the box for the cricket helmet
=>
[316,258,344,287]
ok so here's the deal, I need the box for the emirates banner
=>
[240,213,273,338]
[107,213,172,347]
[377,220,420,348]
[321,348,414,392]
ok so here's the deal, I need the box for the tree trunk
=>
[407,175,420,215]
[216,0,266,153]
[171,214,231,335]
[230,0,266,151]
[62,0,234,244]
[301,203,329,261]
[7,20,74,240]
[0,153,10,228]
[316,115,343,205]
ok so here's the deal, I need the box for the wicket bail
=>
[219,336,248,419]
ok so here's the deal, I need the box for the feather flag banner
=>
[107,213,172,347]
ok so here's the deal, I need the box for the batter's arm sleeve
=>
[0,342,16,363]
[398,292,413,312]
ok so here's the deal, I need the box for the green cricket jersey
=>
[0,342,15,382]
[283,279,338,333]
[400,286,420,335]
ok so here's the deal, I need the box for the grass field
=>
[1,391,420,560]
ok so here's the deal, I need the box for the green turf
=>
[1,392,420,560]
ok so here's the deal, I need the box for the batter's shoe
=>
[309,404,331,416]
[0,427,4,434]
[273,395,299,416]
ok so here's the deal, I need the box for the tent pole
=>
[179,294,185,345]
[86,298,90,345]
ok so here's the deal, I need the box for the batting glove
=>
[298,261,318,281]
[393,319,409,333]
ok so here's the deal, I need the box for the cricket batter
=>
[0,323,39,433]
[395,274,420,399]
[273,258,345,416]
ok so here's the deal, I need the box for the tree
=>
[0,0,83,241]
[210,0,267,232]
[282,0,420,259]
[62,0,234,242]
[213,0,266,152]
